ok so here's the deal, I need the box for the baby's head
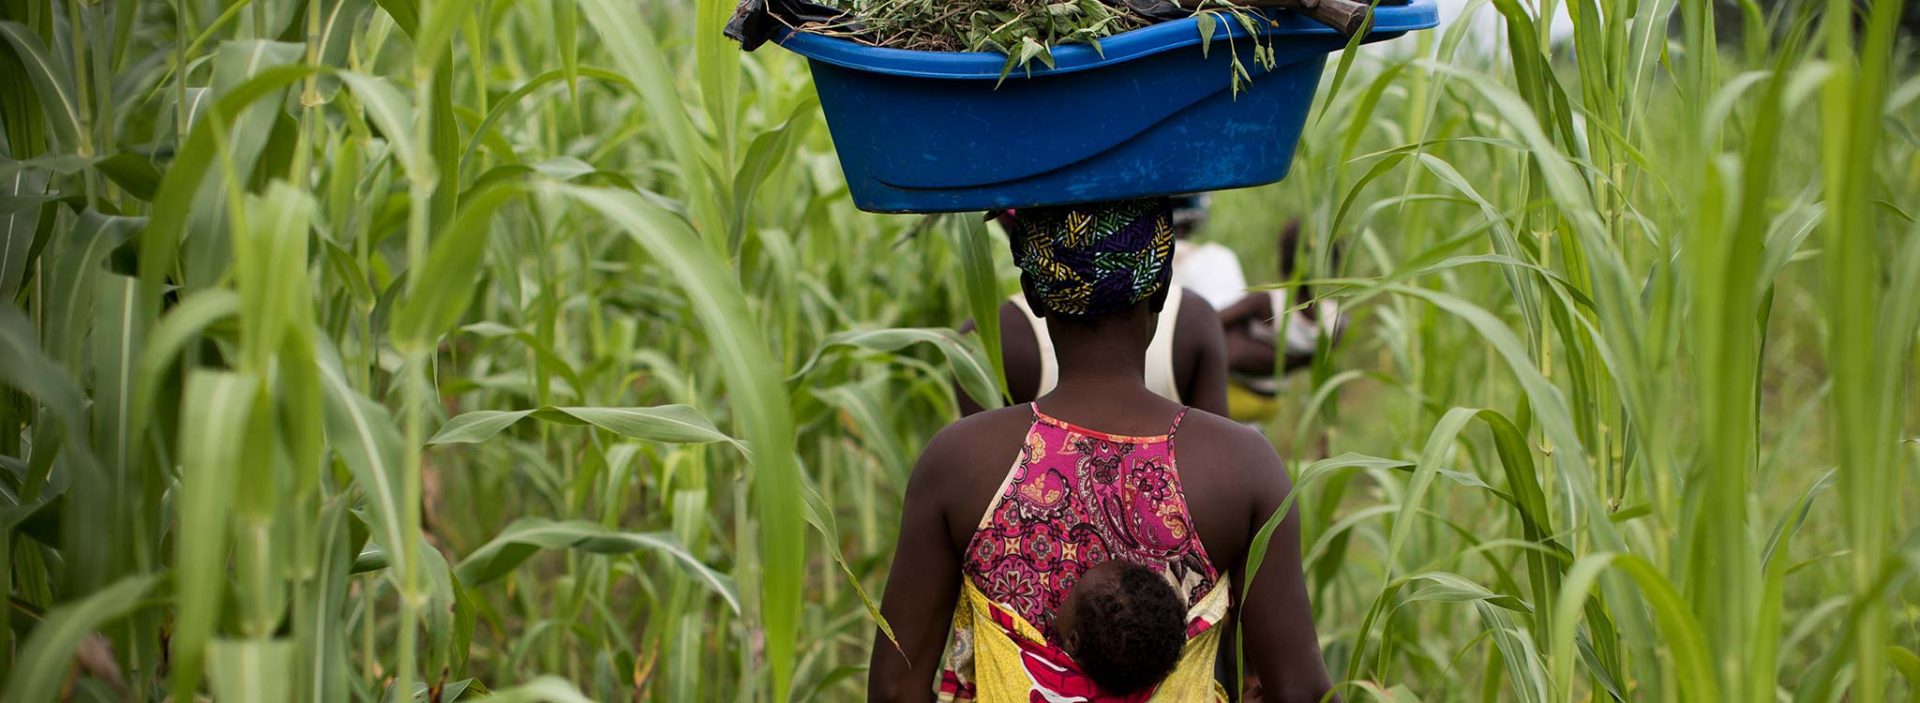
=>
[1056,559,1187,696]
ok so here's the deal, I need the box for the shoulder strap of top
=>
[1168,406,1191,439]
[967,404,1049,534]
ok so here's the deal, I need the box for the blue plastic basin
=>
[772,2,1437,213]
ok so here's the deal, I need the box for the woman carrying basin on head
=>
[868,199,1336,703]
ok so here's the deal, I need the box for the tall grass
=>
[0,0,1915,701]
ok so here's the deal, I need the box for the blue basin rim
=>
[770,1,1439,80]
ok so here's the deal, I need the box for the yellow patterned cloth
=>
[939,578,1231,702]
[936,406,1231,701]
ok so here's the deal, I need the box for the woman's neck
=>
[1047,308,1154,394]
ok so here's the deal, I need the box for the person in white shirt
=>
[1216,219,1345,421]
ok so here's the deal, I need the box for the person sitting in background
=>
[957,206,1229,417]
[1217,219,1345,423]
[870,198,1335,703]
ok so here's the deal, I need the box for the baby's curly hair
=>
[1059,559,1188,695]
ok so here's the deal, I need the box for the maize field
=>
[0,0,1917,700]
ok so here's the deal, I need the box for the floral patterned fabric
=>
[937,405,1228,702]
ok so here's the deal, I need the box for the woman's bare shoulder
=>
[914,405,1035,486]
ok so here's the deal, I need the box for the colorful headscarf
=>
[1006,199,1176,318]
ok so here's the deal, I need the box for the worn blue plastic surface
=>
[772,1,1437,213]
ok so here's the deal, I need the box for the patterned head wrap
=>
[1006,199,1176,318]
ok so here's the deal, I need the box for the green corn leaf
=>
[88,272,148,603]
[295,496,358,703]
[458,66,631,173]
[338,72,429,187]
[1552,554,1721,703]
[93,151,161,201]
[730,97,818,244]
[209,639,295,702]
[454,518,739,614]
[0,22,83,152]
[555,184,802,699]
[813,382,908,479]
[389,183,526,351]
[420,537,460,679]
[141,63,318,309]
[577,0,723,242]
[413,0,482,72]
[375,0,421,35]
[946,214,1009,403]
[172,371,262,702]
[45,210,141,366]
[234,182,315,371]
[791,327,1001,411]
[1,573,160,703]
[315,342,410,586]
[427,404,732,446]
[0,167,49,299]
[130,289,242,449]
[0,303,87,447]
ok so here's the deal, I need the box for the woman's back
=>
[868,199,1332,702]
[920,394,1266,609]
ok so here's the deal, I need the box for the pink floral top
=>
[939,404,1225,701]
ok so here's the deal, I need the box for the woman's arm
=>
[868,441,965,702]
[1236,440,1337,703]
[1217,291,1271,329]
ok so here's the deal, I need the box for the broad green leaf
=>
[209,639,295,702]
[946,214,1008,403]
[729,97,817,244]
[295,496,359,703]
[420,538,460,679]
[577,0,724,242]
[413,0,482,72]
[0,22,83,152]
[427,404,732,446]
[389,183,526,351]
[0,166,48,299]
[0,304,88,472]
[315,342,410,585]
[339,72,429,185]
[557,184,802,698]
[46,210,142,366]
[814,382,907,478]
[1552,554,1721,703]
[454,518,739,614]
[172,371,261,702]
[1,573,159,703]
[89,273,148,587]
[93,151,161,201]
[234,183,315,371]
[793,327,1001,411]
[130,289,242,448]
[458,66,632,173]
